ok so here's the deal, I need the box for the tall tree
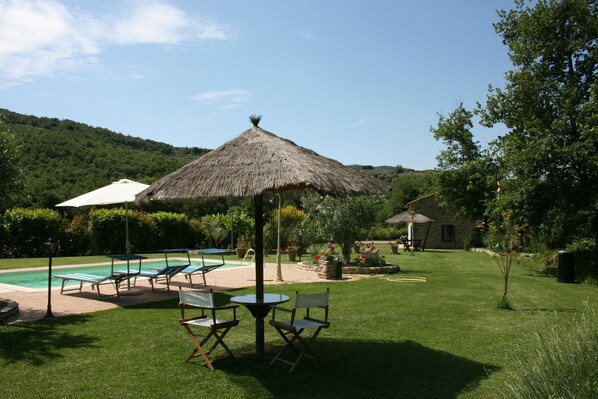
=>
[480,0,598,246]
[0,127,22,211]
[430,103,497,221]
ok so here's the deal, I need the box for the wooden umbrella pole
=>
[254,194,265,353]
[255,193,264,299]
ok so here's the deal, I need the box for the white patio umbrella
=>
[56,179,150,253]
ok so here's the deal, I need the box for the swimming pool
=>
[0,260,241,289]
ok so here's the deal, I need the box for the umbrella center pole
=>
[254,194,265,353]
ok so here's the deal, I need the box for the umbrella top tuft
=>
[249,114,262,127]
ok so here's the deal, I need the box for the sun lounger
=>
[122,249,191,292]
[185,248,229,287]
[55,254,146,299]
[150,248,228,288]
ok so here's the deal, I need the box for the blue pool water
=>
[0,260,238,289]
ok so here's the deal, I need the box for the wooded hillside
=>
[0,108,208,208]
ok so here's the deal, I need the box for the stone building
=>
[406,193,475,250]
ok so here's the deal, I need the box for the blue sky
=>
[0,0,514,170]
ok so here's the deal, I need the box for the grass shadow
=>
[0,314,98,365]
[220,339,498,399]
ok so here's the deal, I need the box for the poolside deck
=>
[0,260,354,323]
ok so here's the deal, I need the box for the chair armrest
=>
[270,305,292,321]
[270,305,291,313]
[215,304,239,311]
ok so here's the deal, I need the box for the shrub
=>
[2,208,61,257]
[147,212,190,250]
[89,209,156,254]
[464,227,484,250]
[366,225,406,240]
[503,304,598,398]
[188,218,207,248]
[568,238,598,285]
[59,214,91,256]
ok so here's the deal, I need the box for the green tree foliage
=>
[480,0,598,246]
[349,164,413,184]
[0,127,23,211]
[302,194,380,265]
[277,204,305,246]
[201,214,230,248]
[0,108,208,209]
[430,104,498,221]
[432,0,597,247]
[382,171,434,219]
[223,206,255,249]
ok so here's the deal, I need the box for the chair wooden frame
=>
[178,288,239,372]
[269,288,330,373]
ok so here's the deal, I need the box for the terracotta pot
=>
[287,251,297,261]
[236,248,247,258]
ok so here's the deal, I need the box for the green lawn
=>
[1,250,596,398]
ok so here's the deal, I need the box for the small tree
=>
[201,213,229,248]
[488,208,518,310]
[302,194,379,265]
[224,206,254,249]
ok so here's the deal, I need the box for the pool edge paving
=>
[0,261,355,323]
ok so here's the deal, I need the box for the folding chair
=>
[178,288,239,372]
[269,288,330,373]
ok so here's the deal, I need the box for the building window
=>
[441,225,456,242]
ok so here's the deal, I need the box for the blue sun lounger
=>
[121,249,190,292]
[186,248,229,287]
[55,254,146,300]
[150,248,229,288]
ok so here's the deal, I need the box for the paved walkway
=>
[0,260,354,323]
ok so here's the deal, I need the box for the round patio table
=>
[231,293,289,353]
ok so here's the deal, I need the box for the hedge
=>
[1,208,208,258]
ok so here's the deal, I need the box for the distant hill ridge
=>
[0,108,208,208]
[0,108,415,208]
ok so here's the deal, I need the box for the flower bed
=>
[297,262,400,275]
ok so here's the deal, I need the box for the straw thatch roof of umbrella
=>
[136,116,387,203]
[386,211,433,224]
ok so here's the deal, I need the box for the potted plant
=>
[317,243,338,279]
[389,240,399,254]
[286,242,298,261]
[236,236,251,258]
[353,240,362,253]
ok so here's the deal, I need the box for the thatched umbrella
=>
[136,115,387,352]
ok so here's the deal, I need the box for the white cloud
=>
[191,89,250,109]
[0,0,99,87]
[0,0,231,88]
[296,29,316,40]
[348,118,370,128]
[110,1,230,45]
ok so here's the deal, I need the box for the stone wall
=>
[407,194,476,250]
